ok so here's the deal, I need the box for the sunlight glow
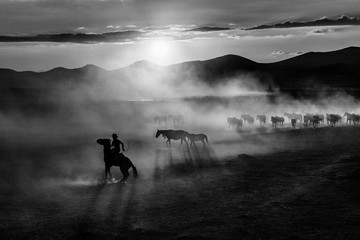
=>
[146,40,174,65]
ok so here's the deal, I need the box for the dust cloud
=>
[0,63,359,197]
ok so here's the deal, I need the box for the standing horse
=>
[256,115,266,125]
[154,115,168,127]
[227,117,236,129]
[313,115,321,128]
[271,116,279,129]
[186,133,208,148]
[304,114,314,127]
[241,114,254,126]
[344,112,360,125]
[227,117,243,130]
[284,113,302,122]
[271,116,284,129]
[327,114,342,127]
[155,129,189,148]
[96,138,138,182]
[316,114,325,124]
[168,114,184,127]
[275,116,284,126]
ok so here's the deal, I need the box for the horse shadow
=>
[190,143,218,166]
[152,143,218,181]
[73,178,137,237]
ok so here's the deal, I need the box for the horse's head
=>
[96,138,111,146]
[155,130,161,138]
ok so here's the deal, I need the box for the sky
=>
[0,0,360,71]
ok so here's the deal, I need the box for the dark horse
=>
[155,129,189,148]
[97,138,138,182]
[186,133,208,148]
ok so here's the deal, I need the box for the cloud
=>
[0,23,231,44]
[307,28,335,35]
[228,34,295,40]
[106,25,121,29]
[185,26,231,32]
[0,30,142,44]
[288,51,304,56]
[271,50,285,55]
[270,50,304,57]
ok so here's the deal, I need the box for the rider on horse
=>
[111,133,125,158]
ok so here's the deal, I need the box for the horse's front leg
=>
[107,168,114,182]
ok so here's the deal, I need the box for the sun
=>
[146,40,174,65]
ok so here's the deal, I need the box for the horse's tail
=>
[205,135,208,143]
[127,157,138,178]
[132,165,138,178]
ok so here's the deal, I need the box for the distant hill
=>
[1,46,360,99]
[263,47,360,92]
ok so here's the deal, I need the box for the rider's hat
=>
[112,133,118,138]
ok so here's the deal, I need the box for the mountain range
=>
[1,46,360,100]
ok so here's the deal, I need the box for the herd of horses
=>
[228,112,360,130]
[154,114,184,127]
[96,111,359,183]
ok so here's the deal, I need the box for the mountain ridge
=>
[1,46,360,97]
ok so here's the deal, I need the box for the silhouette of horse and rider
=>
[97,133,137,182]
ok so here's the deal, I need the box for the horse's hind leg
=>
[120,167,130,182]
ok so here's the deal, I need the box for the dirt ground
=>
[1,126,360,239]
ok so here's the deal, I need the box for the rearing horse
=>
[96,138,137,182]
[155,129,189,148]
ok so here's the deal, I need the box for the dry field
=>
[1,124,360,240]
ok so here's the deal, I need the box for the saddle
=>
[111,152,122,164]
